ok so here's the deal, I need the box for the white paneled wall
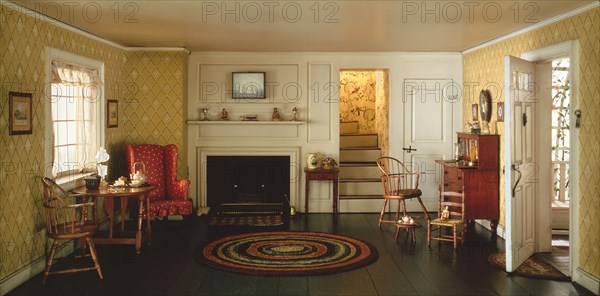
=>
[187,52,462,213]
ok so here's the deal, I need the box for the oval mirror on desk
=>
[479,90,492,122]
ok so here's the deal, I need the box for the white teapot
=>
[131,171,146,183]
[130,162,146,184]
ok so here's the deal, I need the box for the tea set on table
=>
[111,162,147,188]
[399,216,415,224]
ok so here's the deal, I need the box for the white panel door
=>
[504,56,537,272]
[403,79,457,210]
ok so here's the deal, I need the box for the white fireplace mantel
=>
[187,120,306,140]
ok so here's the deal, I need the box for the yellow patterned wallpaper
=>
[122,51,188,179]
[340,71,378,134]
[375,70,389,156]
[0,5,187,281]
[340,70,389,155]
[463,8,599,277]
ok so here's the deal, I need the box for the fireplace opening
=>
[206,156,290,215]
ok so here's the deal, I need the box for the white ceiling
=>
[8,0,597,52]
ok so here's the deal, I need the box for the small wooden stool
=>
[395,221,421,242]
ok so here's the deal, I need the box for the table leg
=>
[305,179,309,214]
[333,177,338,214]
[135,196,143,254]
[145,194,152,246]
[104,198,115,238]
[120,196,128,232]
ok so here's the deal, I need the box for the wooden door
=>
[403,79,456,210]
[504,56,537,272]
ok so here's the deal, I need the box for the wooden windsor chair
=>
[41,177,103,283]
[376,157,430,228]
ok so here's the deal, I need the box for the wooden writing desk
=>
[73,184,156,254]
[435,133,500,232]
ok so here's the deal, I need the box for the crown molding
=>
[0,0,188,53]
[125,47,191,54]
[462,2,599,55]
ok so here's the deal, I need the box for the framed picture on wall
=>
[232,72,265,99]
[471,103,479,122]
[8,91,33,135]
[107,100,118,128]
[497,102,504,122]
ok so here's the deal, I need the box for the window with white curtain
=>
[47,50,104,179]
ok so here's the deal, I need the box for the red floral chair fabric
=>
[125,144,193,218]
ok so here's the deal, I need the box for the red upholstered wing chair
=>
[125,144,193,218]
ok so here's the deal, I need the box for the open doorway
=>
[518,41,579,277]
[339,69,389,155]
[537,56,571,276]
[338,69,389,208]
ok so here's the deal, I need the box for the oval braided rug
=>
[197,231,379,276]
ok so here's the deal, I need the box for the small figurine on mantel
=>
[290,107,298,121]
[272,107,281,121]
[200,107,210,121]
[220,108,229,120]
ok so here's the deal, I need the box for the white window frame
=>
[45,48,105,190]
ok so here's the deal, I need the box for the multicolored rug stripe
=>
[208,215,284,226]
[197,231,379,276]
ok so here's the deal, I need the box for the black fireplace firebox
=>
[206,156,290,215]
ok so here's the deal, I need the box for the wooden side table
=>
[304,167,339,214]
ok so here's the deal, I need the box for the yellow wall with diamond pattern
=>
[0,5,187,282]
[122,51,188,179]
[463,8,599,278]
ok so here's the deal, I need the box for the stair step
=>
[340,181,382,195]
[340,148,381,162]
[340,134,378,148]
[339,194,383,200]
[339,165,381,179]
[340,121,359,134]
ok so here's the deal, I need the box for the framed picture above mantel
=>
[232,72,265,99]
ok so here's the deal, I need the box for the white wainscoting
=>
[187,52,462,213]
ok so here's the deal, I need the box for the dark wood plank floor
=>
[8,214,593,296]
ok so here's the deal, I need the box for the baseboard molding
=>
[573,267,600,295]
[476,219,506,239]
[0,216,114,295]
[0,242,73,295]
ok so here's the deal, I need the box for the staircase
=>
[339,121,383,208]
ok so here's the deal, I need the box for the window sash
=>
[50,63,98,177]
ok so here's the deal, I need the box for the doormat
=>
[197,231,378,276]
[488,252,570,281]
[208,214,284,227]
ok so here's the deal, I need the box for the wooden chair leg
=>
[427,221,431,248]
[86,237,103,280]
[401,200,408,217]
[378,199,388,227]
[42,239,59,284]
[462,221,467,244]
[395,201,401,222]
[453,224,457,249]
[416,197,430,220]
